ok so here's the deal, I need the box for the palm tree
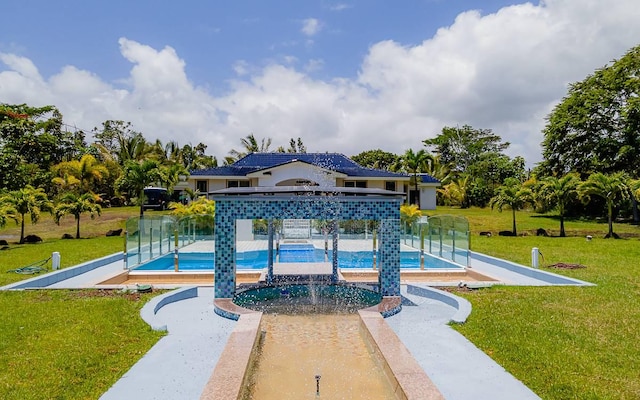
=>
[402,149,433,209]
[226,134,273,163]
[489,178,534,236]
[54,193,102,239]
[2,185,53,243]
[0,202,18,229]
[578,172,629,238]
[117,133,149,164]
[438,174,471,208]
[52,154,109,194]
[539,173,580,237]
[116,160,163,217]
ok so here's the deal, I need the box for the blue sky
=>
[2,0,640,165]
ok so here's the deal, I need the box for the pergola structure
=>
[211,186,404,300]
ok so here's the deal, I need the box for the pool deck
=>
[1,240,594,400]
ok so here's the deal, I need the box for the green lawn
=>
[1,206,640,399]
[432,207,640,399]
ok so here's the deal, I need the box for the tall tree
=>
[1,104,88,191]
[54,192,102,239]
[539,173,581,237]
[351,149,401,171]
[489,178,534,236]
[423,125,509,173]
[577,172,629,238]
[540,45,640,177]
[1,185,53,243]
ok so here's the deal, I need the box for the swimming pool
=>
[133,245,462,271]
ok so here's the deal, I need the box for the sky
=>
[1,0,640,167]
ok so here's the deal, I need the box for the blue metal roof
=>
[418,173,440,184]
[191,152,440,183]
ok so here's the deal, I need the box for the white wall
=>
[420,186,438,210]
[256,162,339,187]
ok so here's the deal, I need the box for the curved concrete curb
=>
[406,284,471,324]
[140,286,199,331]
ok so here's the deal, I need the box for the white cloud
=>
[1,0,640,167]
[301,18,322,36]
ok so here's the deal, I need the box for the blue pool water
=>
[134,245,462,271]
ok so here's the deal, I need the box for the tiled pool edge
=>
[1,252,123,290]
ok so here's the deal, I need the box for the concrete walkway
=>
[98,284,540,400]
[100,287,235,400]
[386,285,540,400]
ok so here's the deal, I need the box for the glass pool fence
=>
[124,214,214,268]
[401,214,470,267]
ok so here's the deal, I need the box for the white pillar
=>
[52,252,61,270]
[531,247,539,269]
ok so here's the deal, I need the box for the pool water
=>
[133,244,462,271]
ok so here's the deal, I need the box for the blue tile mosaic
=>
[213,196,401,298]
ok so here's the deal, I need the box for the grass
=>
[1,207,165,400]
[2,205,640,399]
[432,207,640,399]
[0,290,164,400]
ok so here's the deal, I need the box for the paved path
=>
[98,284,540,400]
[386,285,540,400]
[100,287,235,400]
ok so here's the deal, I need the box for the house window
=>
[385,181,397,191]
[227,180,250,188]
[196,180,208,193]
[344,181,367,188]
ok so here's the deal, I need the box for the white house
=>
[176,153,440,210]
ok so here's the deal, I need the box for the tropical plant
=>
[116,160,163,217]
[489,178,534,236]
[54,192,102,239]
[402,149,432,209]
[51,154,108,194]
[226,134,273,164]
[0,201,18,229]
[276,137,307,153]
[168,196,215,217]
[1,185,54,243]
[538,173,581,237]
[400,203,422,227]
[438,175,471,208]
[577,172,630,238]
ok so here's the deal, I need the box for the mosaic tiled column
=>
[378,218,400,297]
[214,203,236,298]
[267,219,274,284]
[332,220,339,283]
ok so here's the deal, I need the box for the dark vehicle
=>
[143,187,170,210]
